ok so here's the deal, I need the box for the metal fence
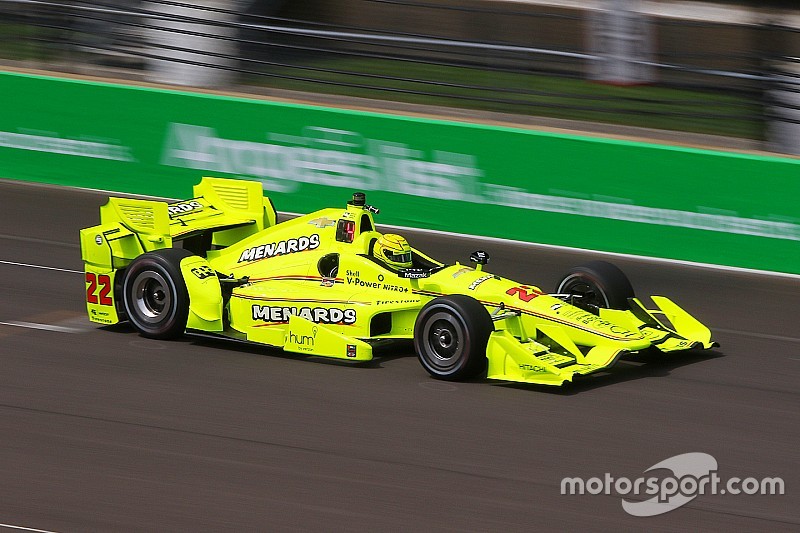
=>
[2,0,799,150]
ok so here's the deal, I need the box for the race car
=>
[80,177,717,386]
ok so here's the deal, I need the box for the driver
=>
[373,233,413,270]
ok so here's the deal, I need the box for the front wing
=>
[485,296,715,386]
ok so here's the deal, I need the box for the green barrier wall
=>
[2,71,799,273]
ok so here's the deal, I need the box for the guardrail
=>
[1,71,798,274]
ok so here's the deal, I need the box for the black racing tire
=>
[122,248,194,339]
[414,295,493,381]
[555,260,635,310]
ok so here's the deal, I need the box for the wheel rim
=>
[130,271,172,324]
[422,312,464,371]
[559,275,609,308]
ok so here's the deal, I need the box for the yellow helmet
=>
[374,234,412,269]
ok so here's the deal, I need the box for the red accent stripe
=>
[247,275,343,283]
[234,294,372,305]
[412,289,636,342]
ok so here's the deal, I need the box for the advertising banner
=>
[1,71,798,273]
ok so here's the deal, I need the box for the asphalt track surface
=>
[0,179,797,532]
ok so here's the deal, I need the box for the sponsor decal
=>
[287,326,318,352]
[400,269,429,279]
[554,306,639,338]
[190,265,215,280]
[375,299,420,305]
[168,200,203,216]
[345,270,408,292]
[382,283,409,293]
[346,344,357,358]
[252,305,356,325]
[238,234,320,263]
[468,275,492,290]
[345,269,382,288]
[308,217,336,228]
[519,364,546,372]
[345,269,383,289]
[94,235,103,245]
[347,277,381,288]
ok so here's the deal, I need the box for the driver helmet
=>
[374,234,413,270]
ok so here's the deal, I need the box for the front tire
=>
[414,295,493,381]
[122,248,193,339]
[555,260,634,310]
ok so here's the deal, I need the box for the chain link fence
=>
[2,0,799,151]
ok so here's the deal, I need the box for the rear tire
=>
[555,260,634,310]
[414,295,493,381]
[122,248,193,339]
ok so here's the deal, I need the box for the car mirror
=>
[469,250,490,270]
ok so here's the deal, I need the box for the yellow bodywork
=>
[79,176,717,387]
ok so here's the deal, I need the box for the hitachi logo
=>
[238,234,320,263]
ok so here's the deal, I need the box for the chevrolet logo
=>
[308,217,336,228]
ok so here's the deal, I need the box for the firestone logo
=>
[561,452,785,517]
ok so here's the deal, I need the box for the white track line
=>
[0,321,84,334]
[714,328,800,344]
[0,523,61,533]
[0,260,82,274]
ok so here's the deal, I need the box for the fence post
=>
[587,0,656,85]
[144,0,236,88]
[768,55,800,155]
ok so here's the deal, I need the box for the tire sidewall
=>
[122,249,192,338]
[555,260,634,310]
[414,295,492,380]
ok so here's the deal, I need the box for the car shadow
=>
[492,348,725,395]
[102,324,724,391]
[100,323,412,368]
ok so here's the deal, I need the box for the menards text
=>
[252,305,356,325]
[238,234,320,263]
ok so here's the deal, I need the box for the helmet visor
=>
[385,251,412,265]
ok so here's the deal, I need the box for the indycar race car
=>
[80,177,716,386]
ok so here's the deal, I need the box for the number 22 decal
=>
[86,273,112,305]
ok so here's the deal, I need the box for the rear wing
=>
[80,177,276,271]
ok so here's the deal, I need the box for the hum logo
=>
[288,326,317,348]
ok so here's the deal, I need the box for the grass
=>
[245,56,764,140]
[0,24,58,61]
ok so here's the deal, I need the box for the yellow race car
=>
[80,177,717,386]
